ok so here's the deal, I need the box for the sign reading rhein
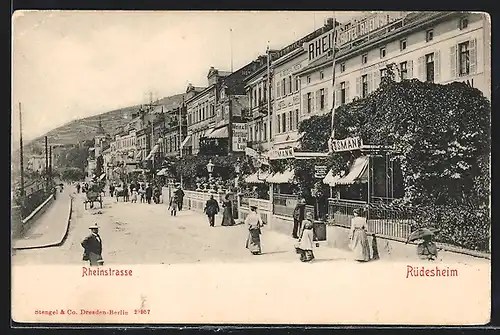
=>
[329,137,363,152]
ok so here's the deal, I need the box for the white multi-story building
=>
[295,11,490,125]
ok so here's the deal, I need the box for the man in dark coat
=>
[292,198,306,239]
[204,195,220,227]
[81,223,103,266]
[145,183,153,204]
[175,185,185,210]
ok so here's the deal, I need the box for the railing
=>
[238,197,272,225]
[327,198,413,240]
[273,193,298,218]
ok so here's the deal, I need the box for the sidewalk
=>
[12,188,73,250]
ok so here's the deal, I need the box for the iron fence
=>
[272,194,299,218]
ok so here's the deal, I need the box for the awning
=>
[207,126,229,139]
[145,144,160,160]
[180,135,192,149]
[156,168,168,176]
[244,170,270,184]
[323,156,369,186]
[272,132,303,150]
[99,173,106,181]
[266,168,295,184]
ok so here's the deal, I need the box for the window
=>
[255,123,259,140]
[380,68,387,78]
[288,111,293,131]
[400,38,407,51]
[294,77,300,92]
[340,62,346,72]
[426,29,434,42]
[307,76,311,84]
[282,78,286,96]
[459,41,470,76]
[320,88,325,110]
[288,76,293,94]
[253,89,257,107]
[281,113,287,133]
[340,82,346,104]
[380,47,386,58]
[361,53,368,64]
[361,75,368,98]
[459,17,468,30]
[426,53,435,82]
[320,71,324,80]
[249,125,253,141]
[307,92,312,113]
[258,87,262,104]
[400,61,408,80]
[295,109,299,130]
[263,122,267,141]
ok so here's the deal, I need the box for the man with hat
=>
[81,223,103,266]
[292,198,307,239]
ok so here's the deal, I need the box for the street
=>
[12,192,353,265]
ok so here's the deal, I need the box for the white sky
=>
[12,10,361,144]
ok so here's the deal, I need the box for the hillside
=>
[24,93,186,151]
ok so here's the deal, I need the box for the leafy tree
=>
[59,167,85,181]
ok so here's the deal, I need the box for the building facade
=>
[296,11,490,125]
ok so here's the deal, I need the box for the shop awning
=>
[145,144,160,160]
[207,126,229,138]
[180,135,192,148]
[323,156,369,186]
[244,170,270,184]
[266,168,295,184]
[156,168,168,176]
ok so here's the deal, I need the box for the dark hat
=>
[250,205,258,210]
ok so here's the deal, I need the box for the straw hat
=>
[89,223,100,230]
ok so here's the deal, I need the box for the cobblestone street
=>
[12,193,352,265]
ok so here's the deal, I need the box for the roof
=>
[295,52,333,76]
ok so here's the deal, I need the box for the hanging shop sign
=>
[314,165,328,179]
[329,136,363,153]
[232,123,248,152]
[268,147,295,160]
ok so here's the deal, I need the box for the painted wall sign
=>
[232,123,248,152]
[268,147,295,160]
[329,136,363,152]
[306,12,407,61]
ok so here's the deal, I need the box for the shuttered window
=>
[316,89,321,111]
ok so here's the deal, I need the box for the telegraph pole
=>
[19,103,25,200]
[45,136,49,192]
[330,12,338,139]
[179,97,184,188]
[266,43,272,148]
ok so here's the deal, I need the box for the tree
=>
[298,77,491,251]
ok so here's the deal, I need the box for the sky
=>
[12,10,362,144]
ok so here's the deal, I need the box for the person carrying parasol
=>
[406,228,439,261]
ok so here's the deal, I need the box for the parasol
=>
[406,227,439,243]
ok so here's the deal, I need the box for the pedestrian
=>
[122,183,129,202]
[204,195,220,227]
[81,223,103,267]
[169,194,178,216]
[130,188,138,203]
[175,184,185,211]
[140,184,146,203]
[296,212,316,262]
[348,208,371,262]
[153,185,161,204]
[109,184,115,198]
[416,231,438,261]
[145,183,153,204]
[245,205,263,255]
[76,183,81,194]
[292,198,306,239]
[221,193,235,226]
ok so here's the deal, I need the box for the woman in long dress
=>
[348,209,371,262]
[245,206,263,255]
[221,194,235,226]
[297,212,315,262]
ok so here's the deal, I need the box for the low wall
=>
[183,190,225,214]
[12,194,55,239]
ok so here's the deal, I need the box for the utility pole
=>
[18,103,25,203]
[330,12,339,139]
[266,43,272,148]
[45,136,50,194]
[49,145,52,182]
[230,28,233,72]
[179,97,184,188]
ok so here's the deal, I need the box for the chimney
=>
[325,18,334,27]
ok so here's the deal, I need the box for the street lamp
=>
[206,159,214,192]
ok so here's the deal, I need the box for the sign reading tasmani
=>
[329,137,363,153]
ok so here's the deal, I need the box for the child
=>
[130,188,138,203]
[169,195,179,216]
[297,213,315,262]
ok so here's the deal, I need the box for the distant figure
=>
[292,198,306,239]
[109,184,115,197]
[145,184,153,204]
[221,193,235,226]
[169,194,178,216]
[245,205,263,255]
[204,195,220,227]
[76,183,81,194]
[81,223,103,267]
[417,232,438,261]
[175,184,185,210]
[130,188,138,203]
[139,184,146,203]
[297,213,316,262]
[348,209,371,262]
[153,185,161,204]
